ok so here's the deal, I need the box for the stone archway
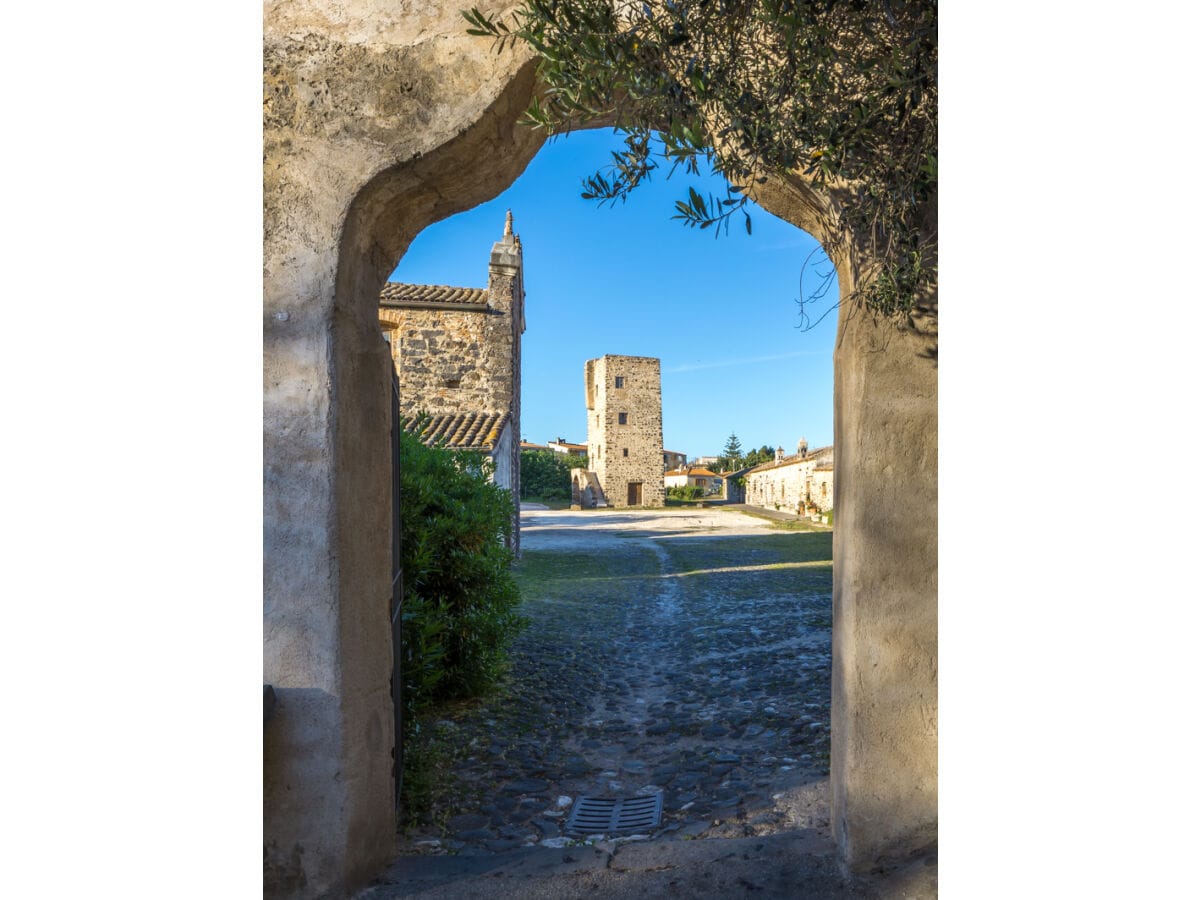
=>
[264,4,935,896]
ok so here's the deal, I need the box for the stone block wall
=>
[585,355,665,508]
[380,304,513,418]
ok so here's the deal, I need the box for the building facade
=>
[378,211,525,547]
[664,465,724,496]
[579,355,665,508]
[662,449,688,472]
[744,439,834,518]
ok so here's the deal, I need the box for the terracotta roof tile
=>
[380,282,488,307]
[404,412,510,450]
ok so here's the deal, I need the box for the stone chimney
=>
[489,209,524,325]
[798,437,808,458]
[488,210,525,555]
[775,446,785,462]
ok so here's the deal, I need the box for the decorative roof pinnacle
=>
[504,209,513,236]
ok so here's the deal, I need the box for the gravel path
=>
[396,507,834,857]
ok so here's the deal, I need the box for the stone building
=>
[744,438,834,518]
[378,211,525,548]
[577,355,665,508]
[720,466,754,503]
[662,448,688,471]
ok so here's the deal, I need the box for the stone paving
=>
[395,507,834,858]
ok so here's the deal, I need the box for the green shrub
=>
[667,484,704,501]
[399,425,525,720]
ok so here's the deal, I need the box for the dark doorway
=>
[627,482,643,506]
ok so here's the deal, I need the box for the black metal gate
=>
[389,371,405,808]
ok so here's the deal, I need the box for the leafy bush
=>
[520,449,585,501]
[399,425,525,722]
[667,484,704,501]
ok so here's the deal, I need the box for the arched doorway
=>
[263,10,935,896]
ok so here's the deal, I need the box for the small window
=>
[615,376,625,388]
[623,448,629,457]
[618,412,628,425]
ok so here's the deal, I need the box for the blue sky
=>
[391,129,837,458]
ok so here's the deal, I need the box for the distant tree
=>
[742,445,775,468]
[717,432,743,471]
[520,449,585,500]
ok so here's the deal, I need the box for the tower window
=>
[618,412,628,425]
[615,376,625,388]
[623,448,629,457]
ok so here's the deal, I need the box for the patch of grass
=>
[665,532,833,571]
[522,496,573,510]
[514,544,661,599]
[399,722,456,831]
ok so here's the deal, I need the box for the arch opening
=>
[262,24,935,896]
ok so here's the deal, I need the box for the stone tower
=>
[582,355,665,508]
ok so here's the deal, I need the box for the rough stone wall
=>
[585,355,665,508]
[379,305,512,417]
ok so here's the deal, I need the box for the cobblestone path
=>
[396,508,833,857]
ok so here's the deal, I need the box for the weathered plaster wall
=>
[747,172,937,871]
[264,2,542,896]
[379,304,513,416]
[830,300,938,869]
[585,355,666,508]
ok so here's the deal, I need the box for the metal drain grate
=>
[565,794,663,835]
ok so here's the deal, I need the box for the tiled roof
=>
[404,412,510,450]
[745,445,835,475]
[380,282,488,307]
